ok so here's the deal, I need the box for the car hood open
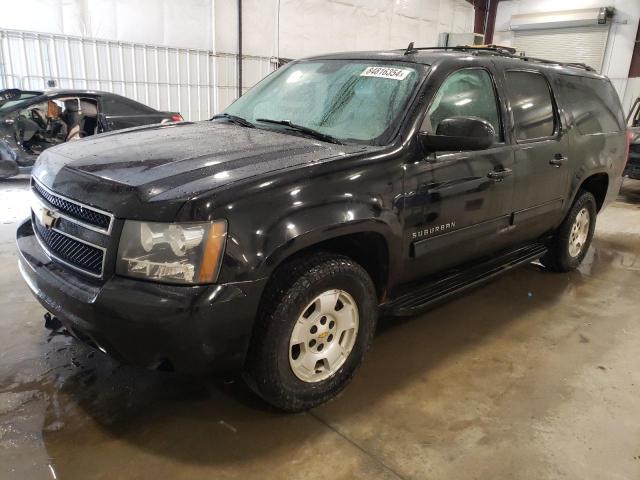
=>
[32,121,371,219]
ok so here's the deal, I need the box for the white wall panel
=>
[1,0,475,115]
[0,29,224,120]
[275,0,474,59]
[215,0,474,107]
[623,77,640,115]
[0,0,213,50]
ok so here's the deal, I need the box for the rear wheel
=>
[244,252,377,412]
[541,190,597,272]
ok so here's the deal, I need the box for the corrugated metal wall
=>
[0,29,276,120]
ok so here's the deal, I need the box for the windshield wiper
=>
[211,113,255,128]
[255,118,342,144]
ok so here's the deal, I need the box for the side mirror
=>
[418,116,495,152]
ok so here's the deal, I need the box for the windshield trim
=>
[0,92,45,114]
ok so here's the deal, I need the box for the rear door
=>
[402,63,515,281]
[99,95,171,131]
[504,69,569,241]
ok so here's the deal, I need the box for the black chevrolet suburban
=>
[17,46,628,411]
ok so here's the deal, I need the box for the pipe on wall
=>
[237,0,243,98]
[629,21,640,78]
[467,0,499,44]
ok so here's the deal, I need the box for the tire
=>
[244,252,377,412]
[541,190,597,272]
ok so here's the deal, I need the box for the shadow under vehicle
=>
[0,88,182,178]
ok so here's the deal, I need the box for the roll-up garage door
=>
[513,25,611,72]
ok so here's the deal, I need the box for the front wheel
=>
[541,190,597,272]
[244,253,377,412]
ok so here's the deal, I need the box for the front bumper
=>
[16,219,266,373]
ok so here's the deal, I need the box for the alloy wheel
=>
[568,207,590,258]
[289,289,359,383]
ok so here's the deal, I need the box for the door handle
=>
[549,154,567,167]
[487,168,512,181]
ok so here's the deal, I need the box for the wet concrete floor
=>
[1,178,639,479]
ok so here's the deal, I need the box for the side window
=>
[102,97,154,116]
[423,69,502,141]
[556,75,624,134]
[506,71,555,141]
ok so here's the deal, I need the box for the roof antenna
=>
[404,41,415,55]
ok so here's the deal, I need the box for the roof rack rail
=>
[492,52,596,72]
[401,42,596,72]
[402,43,516,56]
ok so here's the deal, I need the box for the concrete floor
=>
[1,178,639,480]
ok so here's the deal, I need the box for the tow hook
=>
[44,312,63,331]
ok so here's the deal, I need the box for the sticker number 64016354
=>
[360,66,411,80]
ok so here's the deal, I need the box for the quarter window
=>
[556,75,624,134]
[506,71,555,141]
[102,97,154,115]
[423,69,502,141]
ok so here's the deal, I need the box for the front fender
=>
[261,205,396,275]
[221,194,402,284]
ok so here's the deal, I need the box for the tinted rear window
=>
[556,75,624,135]
[102,96,155,115]
[505,71,555,141]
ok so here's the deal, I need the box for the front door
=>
[503,69,569,241]
[402,65,515,282]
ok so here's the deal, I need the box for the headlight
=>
[116,220,227,284]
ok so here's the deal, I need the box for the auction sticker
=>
[360,66,411,80]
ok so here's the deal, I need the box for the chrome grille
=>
[33,180,112,232]
[34,219,105,276]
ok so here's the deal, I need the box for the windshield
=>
[0,92,42,112]
[225,60,421,144]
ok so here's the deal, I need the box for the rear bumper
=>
[16,219,265,373]
[624,150,640,179]
[0,139,31,178]
[0,159,30,178]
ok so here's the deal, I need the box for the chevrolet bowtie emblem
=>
[38,206,58,229]
[40,208,58,228]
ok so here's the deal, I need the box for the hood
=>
[33,121,370,219]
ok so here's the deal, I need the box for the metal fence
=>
[0,29,277,120]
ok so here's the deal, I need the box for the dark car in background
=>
[625,96,640,179]
[0,88,182,179]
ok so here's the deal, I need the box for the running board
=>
[381,243,547,316]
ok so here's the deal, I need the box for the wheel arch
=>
[577,172,609,212]
[260,223,393,303]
